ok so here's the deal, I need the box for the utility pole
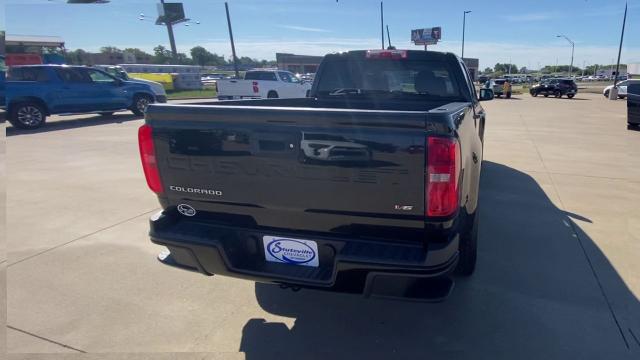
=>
[160,0,177,59]
[461,11,471,59]
[556,34,574,77]
[613,2,627,88]
[380,2,384,49]
[225,2,239,78]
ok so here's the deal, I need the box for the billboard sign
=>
[156,2,186,25]
[411,27,442,45]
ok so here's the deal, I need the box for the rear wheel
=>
[531,91,538,97]
[567,94,575,99]
[454,207,478,276]
[9,102,47,130]
[131,94,153,116]
[267,91,279,99]
[554,90,562,98]
[543,93,549,97]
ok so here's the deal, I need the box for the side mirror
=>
[479,88,494,101]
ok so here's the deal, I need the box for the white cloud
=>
[277,25,331,33]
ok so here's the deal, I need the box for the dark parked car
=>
[628,82,640,129]
[6,65,162,129]
[139,49,493,301]
[530,78,577,98]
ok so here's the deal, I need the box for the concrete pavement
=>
[4,93,640,359]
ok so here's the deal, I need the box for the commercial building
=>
[276,53,323,74]
[5,34,65,52]
[463,58,479,81]
[5,34,66,65]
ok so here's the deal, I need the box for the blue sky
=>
[2,0,639,69]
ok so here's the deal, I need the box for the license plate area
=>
[263,236,319,267]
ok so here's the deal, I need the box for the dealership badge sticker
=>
[263,236,319,267]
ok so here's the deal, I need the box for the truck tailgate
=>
[147,104,429,241]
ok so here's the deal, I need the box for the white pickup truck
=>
[216,70,311,100]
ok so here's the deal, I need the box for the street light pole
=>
[380,2,384,50]
[461,11,471,59]
[556,34,574,77]
[613,2,627,88]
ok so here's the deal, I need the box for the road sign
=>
[411,27,442,45]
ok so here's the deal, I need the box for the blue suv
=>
[6,65,163,129]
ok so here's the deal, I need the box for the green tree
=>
[100,46,122,54]
[123,48,153,61]
[494,63,519,74]
[175,52,192,65]
[153,45,173,64]
[190,46,214,66]
[64,48,88,65]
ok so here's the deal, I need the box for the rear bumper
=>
[149,211,459,294]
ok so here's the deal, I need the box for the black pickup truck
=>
[629,81,640,129]
[139,50,493,300]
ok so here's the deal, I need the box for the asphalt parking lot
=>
[4,93,640,359]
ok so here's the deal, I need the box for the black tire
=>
[8,102,47,130]
[267,91,279,99]
[131,94,153,116]
[554,90,562,98]
[98,112,114,117]
[618,95,626,99]
[543,93,549,97]
[531,91,538,97]
[567,94,575,99]
[454,207,478,276]
[604,90,610,98]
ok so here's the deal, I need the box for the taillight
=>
[252,81,259,93]
[426,137,460,217]
[138,124,164,194]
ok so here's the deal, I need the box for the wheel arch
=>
[8,97,50,115]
